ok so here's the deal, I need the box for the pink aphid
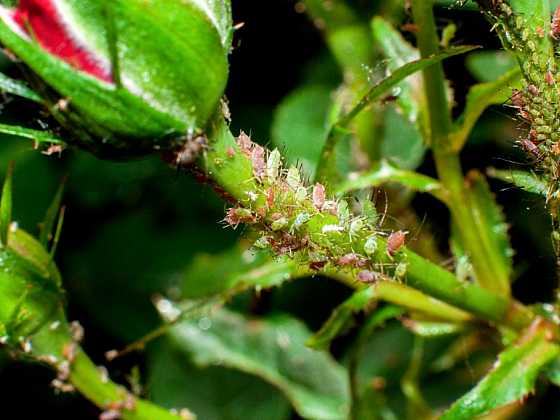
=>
[312,183,326,211]
[552,6,560,39]
[251,144,266,180]
[387,230,407,257]
[337,253,367,268]
[357,270,376,283]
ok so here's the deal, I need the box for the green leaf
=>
[316,45,479,181]
[441,328,559,419]
[466,50,517,82]
[271,86,332,179]
[337,45,479,128]
[451,67,521,150]
[0,161,12,245]
[370,16,426,139]
[336,159,446,202]
[379,107,425,170]
[487,168,547,197]
[0,72,42,102]
[149,340,291,420]
[181,246,300,299]
[0,123,65,144]
[464,170,514,291]
[307,287,376,350]
[168,308,350,420]
[8,227,62,287]
[39,178,66,248]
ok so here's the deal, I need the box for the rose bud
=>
[0,0,232,158]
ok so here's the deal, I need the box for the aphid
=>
[41,144,64,156]
[546,70,555,86]
[251,144,266,180]
[536,26,545,38]
[401,23,419,33]
[291,212,310,232]
[337,253,367,268]
[51,378,75,393]
[552,6,560,39]
[387,230,407,257]
[267,149,282,180]
[322,224,344,233]
[174,136,207,168]
[62,342,77,363]
[286,166,301,190]
[237,131,253,156]
[55,97,70,111]
[357,270,377,283]
[312,183,326,211]
[364,235,378,256]
[322,200,338,216]
[380,94,398,105]
[309,260,327,271]
[105,349,119,361]
[519,138,542,160]
[511,89,525,109]
[265,187,275,208]
[226,147,236,158]
[337,200,350,226]
[394,262,408,279]
[224,207,256,228]
[349,218,365,240]
[99,409,121,420]
[124,394,137,411]
[70,320,84,343]
[527,84,539,96]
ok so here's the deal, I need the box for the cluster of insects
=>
[481,2,560,200]
[223,132,410,283]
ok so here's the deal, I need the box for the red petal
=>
[14,0,112,82]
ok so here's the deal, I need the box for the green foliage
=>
[441,327,559,419]
[167,308,350,419]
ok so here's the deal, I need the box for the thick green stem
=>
[201,115,534,332]
[70,350,187,420]
[411,0,511,296]
[28,316,185,420]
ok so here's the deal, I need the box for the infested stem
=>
[200,114,534,332]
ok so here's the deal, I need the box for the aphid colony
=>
[223,132,409,283]
[483,2,560,200]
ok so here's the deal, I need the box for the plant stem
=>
[70,350,188,420]
[28,316,186,420]
[410,0,511,296]
[201,115,534,332]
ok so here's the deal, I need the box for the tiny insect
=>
[552,6,560,39]
[55,97,70,111]
[527,84,539,96]
[312,183,326,211]
[174,136,207,168]
[511,89,524,109]
[42,144,64,156]
[357,270,377,283]
[387,230,407,257]
[519,138,543,160]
